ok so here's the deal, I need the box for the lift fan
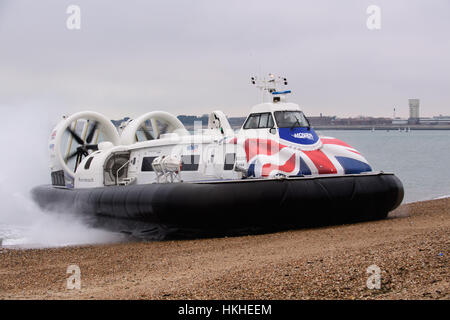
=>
[49,111,121,180]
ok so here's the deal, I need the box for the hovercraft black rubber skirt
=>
[31,172,404,240]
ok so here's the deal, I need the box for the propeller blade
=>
[86,121,99,144]
[157,122,169,139]
[66,127,85,145]
[74,153,80,172]
[140,125,154,141]
[65,150,79,162]
[160,122,169,134]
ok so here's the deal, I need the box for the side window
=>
[141,156,157,172]
[267,114,274,128]
[243,114,260,129]
[224,153,236,170]
[181,155,200,171]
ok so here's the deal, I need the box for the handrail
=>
[116,160,130,185]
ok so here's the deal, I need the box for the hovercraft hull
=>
[31,172,403,239]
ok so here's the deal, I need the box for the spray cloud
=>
[0,102,123,247]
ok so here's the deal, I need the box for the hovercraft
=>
[32,75,404,239]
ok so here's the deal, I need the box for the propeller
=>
[135,120,170,141]
[64,121,99,172]
[157,122,169,139]
[139,124,155,141]
[86,120,99,144]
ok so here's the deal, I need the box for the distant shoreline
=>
[313,125,450,131]
[184,124,450,131]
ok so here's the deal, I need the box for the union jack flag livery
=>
[229,99,372,179]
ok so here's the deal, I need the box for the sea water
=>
[318,129,450,203]
[0,129,449,248]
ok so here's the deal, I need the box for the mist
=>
[0,102,123,247]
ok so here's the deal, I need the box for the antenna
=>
[250,74,290,103]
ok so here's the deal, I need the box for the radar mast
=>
[250,73,291,103]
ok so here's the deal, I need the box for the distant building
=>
[392,118,408,125]
[308,115,391,126]
[408,99,420,124]
[308,115,336,126]
[409,99,420,118]
[419,115,450,125]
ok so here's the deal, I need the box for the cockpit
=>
[243,110,310,129]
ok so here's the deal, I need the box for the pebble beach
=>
[0,198,448,300]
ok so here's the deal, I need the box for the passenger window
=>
[141,156,157,172]
[181,155,200,171]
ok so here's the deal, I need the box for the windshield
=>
[274,111,310,128]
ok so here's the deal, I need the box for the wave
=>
[433,194,450,200]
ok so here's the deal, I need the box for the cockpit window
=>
[244,114,260,129]
[244,113,275,129]
[259,113,274,128]
[274,111,310,128]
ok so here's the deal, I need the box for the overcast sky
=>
[0,0,449,119]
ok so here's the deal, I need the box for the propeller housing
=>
[120,111,188,145]
[49,111,120,183]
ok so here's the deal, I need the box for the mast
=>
[250,73,290,103]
